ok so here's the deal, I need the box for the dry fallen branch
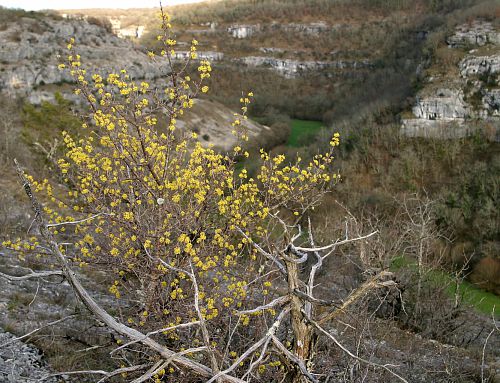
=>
[318,271,395,325]
[0,269,64,282]
[0,315,76,348]
[41,363,150,382]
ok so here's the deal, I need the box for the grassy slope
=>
[287,119,324,147]
[392,256,500,317]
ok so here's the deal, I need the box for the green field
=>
[391,256,499,317]
[287,119,324,147]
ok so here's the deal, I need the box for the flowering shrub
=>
[2,8,390,383]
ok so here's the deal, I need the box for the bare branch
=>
[41,364,150,382]
[236,226,286,274]
[305,314,409,383]
[318,271,394,325]
[0,269,64,282]
[305,217,323,316]
[189,261,221,379]
[235,295,290,315]
[206,307,290,383]
[129,360,166,383]
[46,212,112,227]
[0,315,76,348]
[241,337,272,380]
[111,321,201,355]
[270,335,319,383]
[293,289,339,307]
[292,230,377,253]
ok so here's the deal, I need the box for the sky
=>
[0,0,205,10]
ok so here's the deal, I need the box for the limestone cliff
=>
[402,21,500,140]
[0,11,274,150]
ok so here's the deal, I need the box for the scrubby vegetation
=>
[0,0,499,381]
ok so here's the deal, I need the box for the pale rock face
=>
[259,47,285,54]
[401,118,469,139]
[483,89,500,116]
[171,51,224,61]
[0,16,166,96]
[459,54,500,77]
[239,56,371,78]
[412,89,469,120]
[402,20,500,140]
[227,25,259,39]
[176,99,274,152]
[447,21,500,48]
[0,13,272,150]
[280,22,329,35]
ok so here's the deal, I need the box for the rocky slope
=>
[402,20,500,140]
[0,329,63,383]
[0,14,165,97]
[0,10,275,151]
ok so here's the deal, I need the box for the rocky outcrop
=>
[259,47,285,54]
[401,118,469,139]
[177,99,275,151]
[459,54,500,77]
[280,22,329,35]
[238,56,371,78]
[227,22,330,39]
[227,24,260,38]
[172,50,224,61]
[0,16,166,96]
[0,12,273,152]
[483,88,500,116]
[447,21,500,48]
[402,20,500,140]
[0,329,63,383]
[412,88,469,120]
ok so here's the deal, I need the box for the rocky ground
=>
[1,245,499,382]
[0,10,281,152]
[0,329,63,383]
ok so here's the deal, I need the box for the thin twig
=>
[0,315,77,348]
[41,364,150,382]
[46,212,111,227]
[206,307,290,383]
[305,314,409,383]
[235,296,290,315]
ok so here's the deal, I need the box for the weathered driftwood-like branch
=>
[41,363,150,382]
[293,289,339,307]
[206,307,291,383]
[189,261,221,379]
[129,360,167,383]
[292,230,377,253]
[111,321,201,355]
[46,212,111,228]
[318,270,395,325]
[270,335,318,383]
[0,269,64,282]
[235,295,290,315]
[236,226,286,274]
